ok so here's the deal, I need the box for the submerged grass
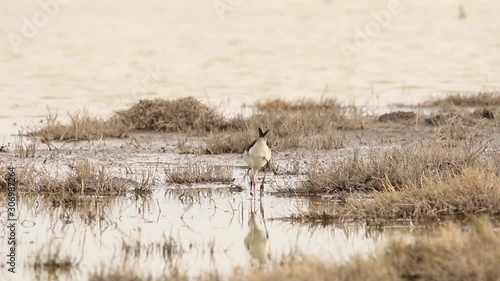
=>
[166,163,233,184]
[90,218,500,281]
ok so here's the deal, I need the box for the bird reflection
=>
[244,199,270,266]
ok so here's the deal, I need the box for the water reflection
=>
[0,191,416,281]
[244,199,270,266]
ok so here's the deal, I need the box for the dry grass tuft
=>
[14,137,36,158]
[30,109,130,141]
[256,97,341,112]
[166,163,233,184]
[300,140,493,195]
[378,111,416,123]
[385,217,500,281]
[115,97,227,132]
[204,99,363,154]
[22,161,152,196]
[421,92,500,108]
[204,130,254,154]
[297,169,500,222]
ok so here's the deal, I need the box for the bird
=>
[243,128,272,197]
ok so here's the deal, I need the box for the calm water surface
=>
[0,191,411,281]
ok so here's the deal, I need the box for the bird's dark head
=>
[258,128,270,138]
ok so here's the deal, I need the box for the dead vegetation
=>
[29,97,363,152]
[255,97,341,112]
[115,97,227,132]
[14,137,36,158]
[294,168,500,222]
[18,161,153,197]
[204,99,362,154]
[89,217,500,281]
[30,109,130,141]
[378,111,416,123]
[421,92,500,108]
[300,138,495,195]
[166,163,233,184]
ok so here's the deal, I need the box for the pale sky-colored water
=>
[1,0,499,133]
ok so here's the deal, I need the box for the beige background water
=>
[1,0,499,135]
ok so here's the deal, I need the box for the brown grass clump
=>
[300,140,493,195]
[296,169,500,222]
[256,97,341,112]
[166,163,233,184]
[23,161,152,196]
[14,137,36,158]
[421,92,500,108]
[385,217,500,281]
[31,109,130,141]
[115,97,227,132]
[89,218,500,281]
[378,111,416,123]
[204,99,362,154]
[204,130,254,154]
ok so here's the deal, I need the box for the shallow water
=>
[0,135,416,281]
[0,191,412,281]
[1,0,499,134]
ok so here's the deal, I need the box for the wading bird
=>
[243,128,271,196]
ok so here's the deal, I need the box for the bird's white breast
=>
[246,140,271,170]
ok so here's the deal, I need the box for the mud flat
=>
[1,94,500,280]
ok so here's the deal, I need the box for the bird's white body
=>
[243,129,272,196]
[243,138,271,170]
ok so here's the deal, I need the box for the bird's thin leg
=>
[253,170,257,198]
[248,168,253,196]
[260,165,267,196]
[249,168,254,196]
